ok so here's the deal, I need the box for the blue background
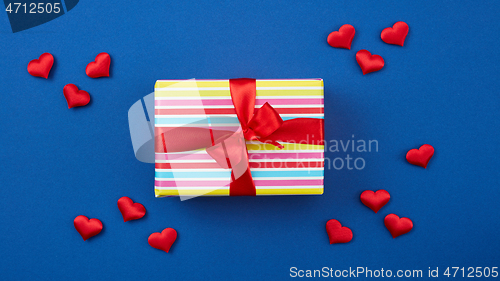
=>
[1,0,499,280]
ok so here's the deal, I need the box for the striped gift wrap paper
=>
[154,79,324,197]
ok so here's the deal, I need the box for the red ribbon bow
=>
[155,78,324,196]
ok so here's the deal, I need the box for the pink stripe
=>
[155,126,241,131]
[155,98,323,107]
[156,154,214,160]
[155,179,323,187]
[155,152,324,160]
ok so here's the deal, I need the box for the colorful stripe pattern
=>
[154,79,324,197]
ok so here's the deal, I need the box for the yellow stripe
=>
[155,188,323,196]
[246,143,324,151]
[256,188,323,195]
[155,80,323,89]
[256,80,323,87]
[155,89,323,97]
[155,80,202,89]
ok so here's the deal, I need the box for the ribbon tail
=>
[206,130,257,196]
[229,168,256,196]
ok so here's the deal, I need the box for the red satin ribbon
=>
[155,78,324,196]
[230,78,284,148]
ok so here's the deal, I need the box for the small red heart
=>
[86,52,110,78]
[327,24,355,49]
[27,53,54,79]
[74,215,103,241]
[384,214,413,238]
[360,190,390,213]
[148,228,177,253]
[63,84,90,108]
[117,196,146,222]
[381,21,409,46]
[326,219,353,244]
[406,144,434,168]
[356,50,384,75]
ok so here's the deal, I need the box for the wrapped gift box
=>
[154,79,324,197]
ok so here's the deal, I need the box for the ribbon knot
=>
[244,102,284,148]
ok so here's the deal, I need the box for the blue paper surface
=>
[0,0,499,280]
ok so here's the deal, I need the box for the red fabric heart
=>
[384,214,413,238]
[360,190,390,213]
[356,50,384,75]
[327,24,355,49]
[381,21,409,46]
[406,144,434,168]
[326,219,353,244]
[117,196,146,222]
[63,84,90,108]
[27,53,54,79]
[74,215,103,241]
[148,228,177,253]
[86,52,110,78]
